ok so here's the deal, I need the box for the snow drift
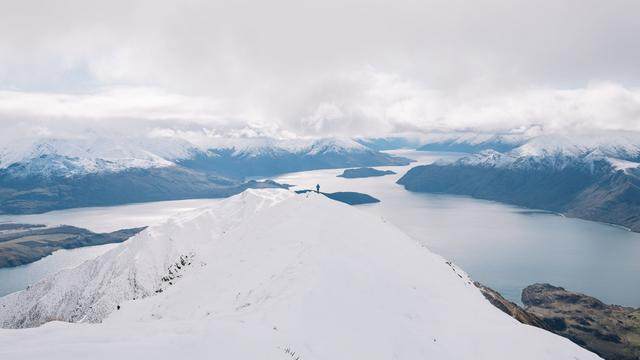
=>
[0,189,598,359]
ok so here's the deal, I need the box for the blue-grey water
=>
[0,243,119,297]
[272,150,640,306]
[0,150,639,307]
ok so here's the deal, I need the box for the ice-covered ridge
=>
[0,189,597,359]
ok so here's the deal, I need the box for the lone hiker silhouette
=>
[315,184,320,193]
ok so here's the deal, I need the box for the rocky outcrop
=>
[478,282,640,360]
[523,284,640,360]
[474,282,549,329]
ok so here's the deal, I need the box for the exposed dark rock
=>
[543,317,568,332]
[478,282,640,359]
[522,284,640,360]
[474,282,549,330]
[522,283,640,360]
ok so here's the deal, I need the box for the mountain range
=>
[399,133,640,231]
[416,132,530,153]
[0,136,410,214]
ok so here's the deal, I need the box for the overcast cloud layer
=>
[1,0,639,140]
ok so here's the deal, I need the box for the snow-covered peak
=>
[201,136,369,156]
[453,149,516,168]
[304,137,368,155]
[444,132,640,172]
[0,136,198,177]
[0,189,598,359]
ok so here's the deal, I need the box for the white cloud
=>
[0,0,639,139]
[0,74,639,141]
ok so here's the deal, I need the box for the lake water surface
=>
[1,150,639,307]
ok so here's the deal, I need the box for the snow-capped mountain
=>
[512,133,640,160]
[399,133,640,231]
[417,131,640,162]
[0,136,407,178]
[0,135,410,214]
[0,136,198,178]
[0,189,598,359]
[417,132,531,153]
[433,133,640,172]
[355,135,424,151]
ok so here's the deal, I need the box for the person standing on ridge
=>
[316,184,320,193]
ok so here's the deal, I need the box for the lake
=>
[0,150,639,307]
[270,150,640,307]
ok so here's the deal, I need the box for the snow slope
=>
[0,189,598,359]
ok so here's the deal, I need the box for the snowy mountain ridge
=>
[0,135,409,214]
[0,136,372,178]
[0,189,598,359]
[0,189,288,326]
[419,131,640,167]
[417,132,532,153]
[0,137,190,177]
[435,133,640,173]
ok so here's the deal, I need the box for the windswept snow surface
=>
[0,189,598,359]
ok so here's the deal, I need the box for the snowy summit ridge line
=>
[0,189,598,359]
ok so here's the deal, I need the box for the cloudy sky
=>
[1,0,639,140]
